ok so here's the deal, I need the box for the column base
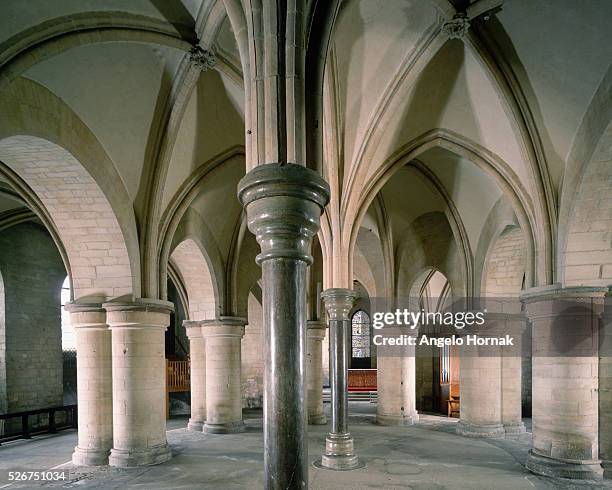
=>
[109,444,172,467]
[315,433,365,471]
[376,412,419,426]
[503,422,526,436]
[72,447,110,466]
[456,421,505,438]
[187,419,205,431]
[308,413,327,425]
[203,420,246,434]
[526,450,604,480]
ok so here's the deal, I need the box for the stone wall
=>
[482,226,531,414]
[0,135,134,299]
[482,227,526,296]
[0,222,65,416]
[564,123,612,287]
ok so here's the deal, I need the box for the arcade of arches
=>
[0,1,611,489]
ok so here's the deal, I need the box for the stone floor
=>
[0,403,609,489]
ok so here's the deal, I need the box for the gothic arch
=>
[0,136,134,301]
[157,147,245,300]
[0,12,193,90]
[562,120,612,287]
[346,129,541,290]
[0,77,140,299]
[558,68,612,284]
[396,212,466,299]
[169,238,218,321]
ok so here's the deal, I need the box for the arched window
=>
[351,310,371,359]
[60,276,75,350]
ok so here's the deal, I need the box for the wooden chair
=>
[166,359,190,418]
[447,383,460,418]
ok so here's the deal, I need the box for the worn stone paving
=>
[0,405,609,489]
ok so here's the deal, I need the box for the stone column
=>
[184,320,206,431]
[238,163,329,489]
[307,320,327,425]
[201,317,245,433]
[522,285,607,480]
[456,310,511,438]
[318,288,362,470]
[105,299,173,467]
[600,295,612,478]
[377,355,419,426]
[457,346,504,438]
[67,303,112,466]
[502,314,527,435]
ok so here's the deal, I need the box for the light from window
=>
[351,310,371,358]
[60,276,75,350]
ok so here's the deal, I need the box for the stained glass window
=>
[351,310,370,358]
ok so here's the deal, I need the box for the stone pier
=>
[184,320,206,431]
[201,317,245,434]
[67,303,113,466]
[105,299,173,467]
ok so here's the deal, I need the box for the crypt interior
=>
[0,0,611,488]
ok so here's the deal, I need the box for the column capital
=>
[201,316,246,338]
[103,298,174,314]
[307,320,326,340]
[183,320,203,339]
[321,288,358,321]
[65,301,104,313]
[103,298,174,329]
[520,284,609,320]
[520,284,609,302]
[65,301,107,329]
[238,163,330,265]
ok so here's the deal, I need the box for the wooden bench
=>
[348,369,377,392]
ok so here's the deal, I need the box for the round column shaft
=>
[238,163,329,489]
[522,285,607,480]
[456,312,511,438]
[307,321,327,425]
[105,299,173,467]
[184,321,206,431]
[600,299,612,478]
[319,288,362,470]
[501,314,527,435]
[201,317,245,433]
[376,355,418,426]
[67,303,112,466]
[457,353,504,438]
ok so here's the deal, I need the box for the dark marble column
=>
[238,163,329,489]
[318,288,362,470]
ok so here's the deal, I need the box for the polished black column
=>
[238,163,329,489]
[318,288,362,470]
